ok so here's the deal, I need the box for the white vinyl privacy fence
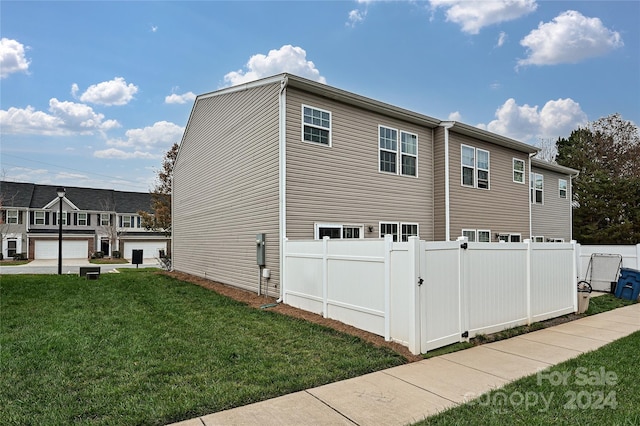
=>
[283,236,577,355]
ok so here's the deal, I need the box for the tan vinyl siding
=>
[531,167,572,242]
[448,131,530,241]
[173,82,281,295]
[285,87,434,241]
[433,127,446,241]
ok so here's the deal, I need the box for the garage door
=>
[123,242,166,260]
[35,240,88,259]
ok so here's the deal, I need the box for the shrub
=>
[112,250,121,259]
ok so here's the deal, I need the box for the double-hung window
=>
[35,211,45,225]
[379,126,398,173]
[461,145,490,189]
[56,212,67,226]
[531,173,543,204]
[6,210,18,224]
[559,179,567,199]
[379,126,418,177]
[77,213,87,226]
[513,159,525,183]
[100,213,110,226]
[401,223,418,242]
[302,105,331,146]
[121,215,133,228]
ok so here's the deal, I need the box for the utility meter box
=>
[256,233,266,266]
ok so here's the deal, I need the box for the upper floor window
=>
[56,212,67,226]
[35,211,45,225]
[121,215,138,228]
[379,126,418,177]
[302,105,331,146]
[559,179,567,199]
[461,145,490,189]
[6,210,18,224]
[513,159,525,183]
[531,173,543,204]
[100,213,110,226]
[77,213,87,226]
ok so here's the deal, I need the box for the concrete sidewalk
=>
[171,303,640,426]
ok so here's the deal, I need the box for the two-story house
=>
[172,74,576,295]
[0,181,170,261]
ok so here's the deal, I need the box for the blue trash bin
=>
[615,267,640,301]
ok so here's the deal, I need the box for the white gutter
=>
[441,122,454,241]
[277,76,288,303]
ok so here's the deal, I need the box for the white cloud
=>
[106,120,184,150]
[519,10,623,66]
[0,38,30,78]
[223,45,326,87]
[429,0,537,34]
[347,9,367,27]
[93,148,157,159]
[481,97,588,142]
[165,92,196,104]
[497,31,507,47]
[76,77,139,106]
[448,111,463,121]
[0,99,120,136]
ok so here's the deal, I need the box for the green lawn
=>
[0,271,405,425]
[416,330,640,425]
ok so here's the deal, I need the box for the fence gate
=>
[420,240,464,353]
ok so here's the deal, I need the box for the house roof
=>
[192,73,541,155]
[0,181,154,212]
[531,158,579,176]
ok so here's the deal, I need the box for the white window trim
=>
[462,229,477,242]
[378,126,418,178]
[100,213,110,226]
[34,211,45,225]
[77,212,88,226]
[400,131,418,178]
[401,222,419,242]
[549,238,565,243]
[461,144,490,189]
[378,125,399,175]
[6,209,18,224]
[559,178,568,199]
[379,221,399,242]
[302,104,332,147]
[532,236,545,243]
[478,229,491,243]
[513,158,525,184]
[314,223,364,240]
[56,212,67,226]
[531,172,544,205]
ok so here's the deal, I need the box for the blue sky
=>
[1,1,638,192]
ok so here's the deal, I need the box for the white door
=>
[123,241,165,260]
[35,240,88,259]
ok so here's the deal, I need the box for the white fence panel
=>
[577,244,640,285]
[531,243,577,321]
[389,241,418,351]
[465,243,529,337]
[284,240,325,314]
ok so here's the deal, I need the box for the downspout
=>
[528,152,535,240]
[569,170,579,242]
[277,76,288,303]
[441,122,454,241]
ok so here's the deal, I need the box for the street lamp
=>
[56,187,65,275]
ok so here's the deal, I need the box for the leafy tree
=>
[138,143,178,236]
[556,114,640,244]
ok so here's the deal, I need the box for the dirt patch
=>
[165,271,424,362]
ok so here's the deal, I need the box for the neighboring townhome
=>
[0,181,170,261]
[530,159,578,243]
[172,73,574,296]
